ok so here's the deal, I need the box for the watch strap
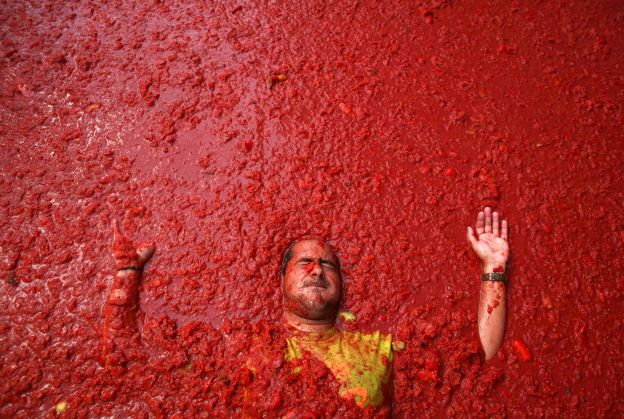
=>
[481,272,507,284]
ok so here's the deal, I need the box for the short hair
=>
[280,240,298,277]
[280,238,341,277]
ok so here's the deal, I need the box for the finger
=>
[476,211,485,235]
[484,207,492,233]
[112,219,121,240]
[501,219,508,240]
[492,211,500,237]
[466,226,478,247]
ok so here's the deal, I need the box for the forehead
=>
[291,239,338,261]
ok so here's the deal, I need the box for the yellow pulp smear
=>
[285,328,393,408]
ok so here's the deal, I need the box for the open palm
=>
[466,207,509,271]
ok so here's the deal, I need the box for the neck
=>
[283,311,336,333]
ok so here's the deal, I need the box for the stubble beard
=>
[288,289,339,321]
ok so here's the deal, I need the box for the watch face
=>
[481,273,507,283]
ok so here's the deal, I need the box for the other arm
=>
[100,220,155,367]
[467,207,509,360]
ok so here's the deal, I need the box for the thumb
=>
[137,242,156,264]
[466,226,478,248]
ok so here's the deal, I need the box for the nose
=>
[310,260,323,277]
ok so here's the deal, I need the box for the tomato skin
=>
[512,339,532,361]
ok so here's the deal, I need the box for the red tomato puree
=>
[1,0,622,417]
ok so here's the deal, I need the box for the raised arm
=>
[100,220,155,368]
[466,207,510,360]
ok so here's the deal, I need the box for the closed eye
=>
[320,259,337,270]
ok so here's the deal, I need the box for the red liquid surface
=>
[1,0,623,417]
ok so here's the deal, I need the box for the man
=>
[101,207,509,410]
[277,206,508,408]
[279,237,394,408]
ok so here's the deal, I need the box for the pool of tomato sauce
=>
[1,0,623,417]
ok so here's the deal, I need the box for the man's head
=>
[281,238,342,322]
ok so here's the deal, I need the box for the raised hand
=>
[466,207,509,272]
[112,219,156,270]
[102,220,155,368]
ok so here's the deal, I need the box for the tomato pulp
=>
[1,0,623,417]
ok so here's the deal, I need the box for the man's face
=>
[282,239,342,321]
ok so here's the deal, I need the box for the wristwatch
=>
[481,272,507,284]
[118,266,140,271]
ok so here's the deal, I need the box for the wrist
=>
[115,259,141,270]
[117,265,140,271]
[116,266,141,277]
[482,262,506,274]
